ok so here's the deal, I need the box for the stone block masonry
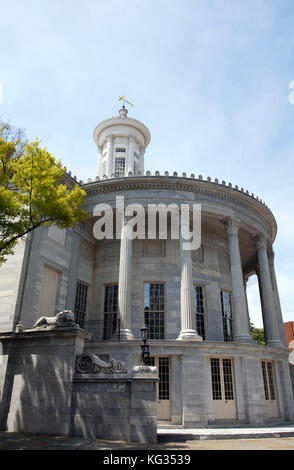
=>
[0,327,158,443]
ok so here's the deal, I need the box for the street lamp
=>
[140,322,150,366]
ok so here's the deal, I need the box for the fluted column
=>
[97,145,103,177]
[268,250,287,346]
[256,234,281,347]
[106,135,113,177]
[127,136,135,174]
[139,148,145,174]
[118,216,134,340]
[177,216,202,341]
[225,218,253,343]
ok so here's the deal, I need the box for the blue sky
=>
[1,0,293,327]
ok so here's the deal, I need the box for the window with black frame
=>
[114,155,125,177]
[74,281,88,328]
[221,290,233,342]
[103,284,118,339]
[144,282,165,339]
[193,285,206,339]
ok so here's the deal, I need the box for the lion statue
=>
[32,310,78,329]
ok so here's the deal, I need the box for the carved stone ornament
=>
[32,310,78,329]
[76,352,127,374]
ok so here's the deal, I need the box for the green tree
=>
[250,323,266,345]
[0,120,87,264]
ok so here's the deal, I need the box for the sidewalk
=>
[157,424,294,441]
[0,428,294,450]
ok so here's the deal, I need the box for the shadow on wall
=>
[0,331,157,443]
[70,376,157,443]
[1,341,72,434]
[0,330,84,436]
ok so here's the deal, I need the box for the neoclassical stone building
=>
[0,106,293,428]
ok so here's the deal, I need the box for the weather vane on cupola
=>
[118,95,134,108]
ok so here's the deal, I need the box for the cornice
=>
[80,175,277,241]
[93,115,151,146]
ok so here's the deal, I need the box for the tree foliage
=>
[250,323,266,345]
[0,120,87,264]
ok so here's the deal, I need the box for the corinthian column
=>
[256,234,281,347]
[225,218,252,343]
[177,215,202,341]
[118,216,134,340]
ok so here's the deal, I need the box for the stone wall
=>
[72,374,157,443]
[0,327,157,443]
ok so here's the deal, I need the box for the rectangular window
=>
[115,148,126,153]
[74,281,88,328]
[193,285,206,340]
[223,358,234,400]
[210,358,222,400]
[148,356,170,403]
[210,357,234,401]
[158,357,170,400]
[262,361,276,401]
[38,265,59,317]
[144,282,165,339]
[221,290,233,342]
[114,157,125,177]
[103,284,118,339]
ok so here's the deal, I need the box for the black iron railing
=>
[77,315,121,341]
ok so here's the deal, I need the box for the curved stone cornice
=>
[81,175,277,241]
[93,115,151,147]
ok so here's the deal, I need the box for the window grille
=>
[103,284,118,339]
[158,357,170,400]
[114,157,125,177]
[74,281,88,328]
[144,283,165,339]
[194,285,205,339]
[262,361,276,401]
[223,358,234,400]
[210,358,222,400]
[221,291,233,342]
[210,358,234,401]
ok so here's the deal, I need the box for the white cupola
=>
[93,106,151,178]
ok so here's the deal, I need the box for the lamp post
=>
[140,323,150,366]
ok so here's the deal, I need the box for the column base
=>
[119,329,135,340]
[234,334,255,344]
[266,339,282,348]
[176,329,202,341]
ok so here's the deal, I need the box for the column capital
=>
[128,135,135,142]
[255,233,268,250]
[107,134,114,142]
[224,218,239,236]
